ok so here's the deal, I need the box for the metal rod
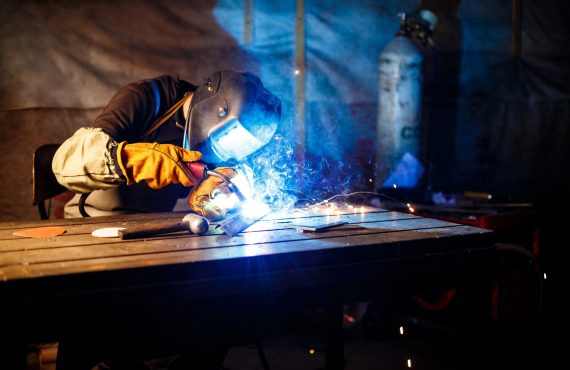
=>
[325,303,344,370]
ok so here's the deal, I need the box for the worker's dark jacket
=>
[52,76,196,217]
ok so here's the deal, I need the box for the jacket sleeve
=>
[92,80,157,142]
[52,127,124,193]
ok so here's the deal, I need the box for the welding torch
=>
[176,154,246,201]
[204,170,247,201]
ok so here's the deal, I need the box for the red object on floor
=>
[407,203,539,316]
[413,289,457,311]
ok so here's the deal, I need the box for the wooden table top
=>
[0,206,496,346]
[0,206,494,281]
[0,206,495,299]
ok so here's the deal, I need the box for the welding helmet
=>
[183,70,281,164]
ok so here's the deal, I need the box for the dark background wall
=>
[0,0,568,274]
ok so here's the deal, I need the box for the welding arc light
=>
[228,164,270,219]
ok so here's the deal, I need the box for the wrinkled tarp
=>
[0,0,259,109]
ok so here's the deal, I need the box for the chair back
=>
[32,143,68,219]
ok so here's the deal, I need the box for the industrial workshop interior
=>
[0,0,568,370]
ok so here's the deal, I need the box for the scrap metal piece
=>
[13,226,66,238]
[217,210,266,237]
[285,221,347,232]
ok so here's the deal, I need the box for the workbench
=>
[0,207,496,369]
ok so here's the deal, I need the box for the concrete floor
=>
[42,274,563,370]
[217,279,562,370]
[190,299,547,370]
[223,304,559,370]
[223,327,457,370]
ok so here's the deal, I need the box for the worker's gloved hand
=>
[115,142,202,189]
[188,167,240,221]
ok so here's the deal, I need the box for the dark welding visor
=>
[183,70,281,164]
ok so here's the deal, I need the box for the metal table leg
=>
[325,303,344,370]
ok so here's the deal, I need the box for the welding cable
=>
[289,191,375,207]
[310,191,413,210]
[78,192,91,217]
[311,191,383,206]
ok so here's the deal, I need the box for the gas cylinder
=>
[375,11,436,190]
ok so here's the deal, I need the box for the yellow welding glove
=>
[188,167,240,221]
[116,142,202,189]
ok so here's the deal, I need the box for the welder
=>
[52,70,281,219]
[51,70,281,370]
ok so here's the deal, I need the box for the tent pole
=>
[244,0,254,45]
[295,0,306,186]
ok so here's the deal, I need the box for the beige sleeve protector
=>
[52,127,124,193]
